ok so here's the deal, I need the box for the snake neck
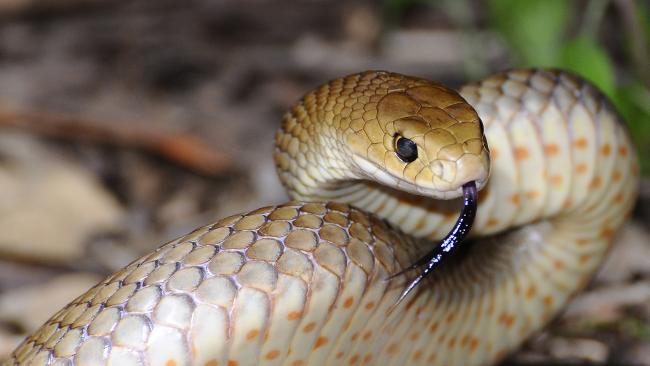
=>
[274,113,359,201]
[273,76,372,203]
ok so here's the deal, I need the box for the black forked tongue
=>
[389,181,478,307]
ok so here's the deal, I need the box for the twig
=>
[580,0,609,39]
[0,105,231,176]
[615,0,650,87]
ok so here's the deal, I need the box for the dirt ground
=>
[0,1,648,365]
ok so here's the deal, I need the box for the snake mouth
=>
[352,154,487,200]
[389,181,478,305]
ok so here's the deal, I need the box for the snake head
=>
[348,72,490,200]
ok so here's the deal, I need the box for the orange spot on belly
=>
[525,285,536,299]
[448,337,457,348]
[612,170,622,182]
[576,238,589,246]
[429,322,439,333]
[416,306,425,316]
[589,176,602,189]
[619,145,628,156]
[363,354,372,363]
[291,361,304,366]
[542,295,554,306]
[363,331,373,341]
[204,361,218,366]
[549,175,563,186]
[265,350,280,360]
[409,332,420,341]
[574,137,588,149]
[446,313,456,323]
[246,330,259,340]
[228,362,239,366]
[470,338,479,352]
[525,191,539,199]
[303,322,316,333]
[349,355,359,364]
[510,193,520,205]
[579,254,590,264]
[553,259,565,270]
[342,319,352,331]
[166,361,177,366]
[336,352,344,359]
[576,163,587,174]
[314,336,328,349]
[613,191,625,204]
[287,311,302,320]
[461,335,470,347]
[601,144,611,156]
[498,313,515,328]
[413,350,423,360]
[600,227,615,238]
[544,144,559,155]
[343,297,354,308]
[513,147,529,160]
[486,218,499,227]
[387,343,400,354]
[364,301,375,310]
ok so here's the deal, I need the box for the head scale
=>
[345,71,490,200]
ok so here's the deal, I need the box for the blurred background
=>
[0,0,648,364]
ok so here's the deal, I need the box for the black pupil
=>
[396,136,418,163]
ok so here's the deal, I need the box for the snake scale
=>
[5,69,639,366]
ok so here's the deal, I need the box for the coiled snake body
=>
[6,69,639,366]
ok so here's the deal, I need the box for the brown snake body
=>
[5,69,639,366]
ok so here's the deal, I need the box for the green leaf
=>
[488,0,571,65]
[615,82,650,176]
[558,37,616,98]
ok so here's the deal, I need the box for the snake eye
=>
[395,135,418,163]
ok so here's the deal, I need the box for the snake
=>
[5,68,639,366]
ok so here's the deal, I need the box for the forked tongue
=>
[389,181,478,306]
